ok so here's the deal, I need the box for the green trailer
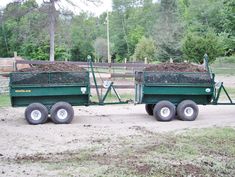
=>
[9,56,235,125]
[10,71,90,124]
[134,57,235,121]
[9,57,128,125]
[135,71,214,121]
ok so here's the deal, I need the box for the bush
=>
[182,31,223,63]
[133,36,157,62]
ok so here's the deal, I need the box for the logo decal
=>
[205,88,211,93]
[81,87,87,94]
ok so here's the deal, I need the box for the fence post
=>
[13,61,16,71]
[144,57,148,64]
[14,51,17,58]
[13,51,17,71]
[124,58,127,71]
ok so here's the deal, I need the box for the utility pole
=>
[106,10,111,64]
[49,0,56,62]
[106,10,112,75]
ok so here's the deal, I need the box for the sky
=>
[0,0,112,16]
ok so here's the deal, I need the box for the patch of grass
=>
[215,56,235,64]
[212,57,235,75]
[211,67,235,75]
[90,93,134,103]
[0,94,10,107]
[216,87,235,101]
[11,127,235,177]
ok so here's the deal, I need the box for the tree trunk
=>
[49,0,56,61]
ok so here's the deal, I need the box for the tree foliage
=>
[153,0,183,62]
[182,31,223,63]
[94,37,108,62]
[133,36,157,62]
[0,0,234,62]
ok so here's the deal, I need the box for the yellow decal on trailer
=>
[15,90,31,93]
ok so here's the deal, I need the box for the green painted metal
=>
[11,95,89,107]
[135,55,216,105]
[9,55,235,109]
[212,82,235,105]
[88,55,129,105]
[143,86,213,95]
[10,85,89,97]
[10,71,90,108]
[10,56,129,108]
[102,82,113,103]
[88,55,102,103]
[136,83,214,105]
[100,82,126,105]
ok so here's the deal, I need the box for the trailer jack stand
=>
[88,56,129,105]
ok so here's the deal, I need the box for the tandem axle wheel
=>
[25,101,74,125]
[145,100,199,121]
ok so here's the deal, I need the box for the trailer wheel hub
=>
[160,107,171,118]
[184,107,194,117]
[57,109,68,120]
[31,110,42,121]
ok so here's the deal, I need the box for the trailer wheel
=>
[50,102,74,124]
[153,101,176,121]
[25,103,48,125]
[145,104,154,116]
[177,100,199,121]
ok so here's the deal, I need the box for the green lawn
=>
[211,67,235,75]
[218,87,235,101]
[211,57,235,75]
[0,94,10,107]
[90,93,134,103]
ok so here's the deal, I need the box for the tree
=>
[182,31,223,63]
[94,37,108,62]
[42,0,101,61]
[133,36,157,62]
[0,0,47,58]
[153,0,184,62]
[181,0,235,57]
[70,13,97,61]
[1,0,234,63]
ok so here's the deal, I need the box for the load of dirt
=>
[19,62,86,72]
[11,62,87,85]
[136,62,210,84]
[144,62,206,72]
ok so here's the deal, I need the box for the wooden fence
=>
[0,75,9,94]
[14,60,151,71]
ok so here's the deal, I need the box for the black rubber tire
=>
[25,103,48,125]
[145,104,154,116]
[50,102,74,124]
[153,101,176,121]
[177,100,199,121]
[153,100,176,122]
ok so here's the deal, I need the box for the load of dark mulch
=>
[136,62,211,84]
[144,62,206,72]
[19,62,86,72]
[12,62,87,85]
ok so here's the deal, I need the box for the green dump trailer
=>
[135,71,214,121]
[134,60,235,121]
[9,56,235,125]
[10,71,90,124]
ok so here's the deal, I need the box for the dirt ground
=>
[215,75,235,88]
[1,73,235,177]
[0,104,235,177]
